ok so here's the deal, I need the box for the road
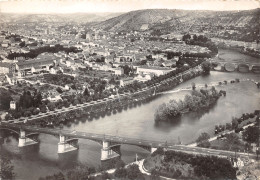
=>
[167,145,256,159]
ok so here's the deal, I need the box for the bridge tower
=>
[101,140,120,161]
[18,129,38,147]
[58,135,79,154]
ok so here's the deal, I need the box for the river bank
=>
[20,66,203,128]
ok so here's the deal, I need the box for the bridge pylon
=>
[18,129,38,147]
[58,134,79,154]
[101,140,120,161]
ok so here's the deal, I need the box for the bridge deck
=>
[0,123,171,148]
[0,123,257,158]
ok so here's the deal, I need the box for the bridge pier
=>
[101,140,120,161]
[18,130,38,147]
[58,135,78,154]
[151,147,157,153]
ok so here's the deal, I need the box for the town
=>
[0,3,260,180]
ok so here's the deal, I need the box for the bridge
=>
[210,60,260,73]
[0,123,256,162]
[0,123,164,161]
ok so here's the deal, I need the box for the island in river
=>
[154,87,226,123]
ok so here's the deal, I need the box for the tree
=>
[83,88,90,96]
[225,133,241,150]
[191,82,196,90]
[114,168,127,178]
[231,117,239,129]
[0,90,13,110]
[225,123,232,130]
[47,102,55,111]
[196,132,210,148]
[39,104,47,113]
[193,34,198,41]
[56,87,63,93]
[100,172,110,180]
[115,159,125,169]
[150,169,160,180]
[126,164,141,180]
[201,61,211,74]
[19,41,25,47]
[0,155,15,179]
[242,126,260,144]
[182,34,191,42]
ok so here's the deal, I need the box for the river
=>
[1,49,260,180]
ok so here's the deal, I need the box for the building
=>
[16,58,55,76]
[134,74,151,82]
[112,68,124,76]
[0,62,14,74]
[136,66,172,76]
[10,101,16,110]
[120,77,134,86]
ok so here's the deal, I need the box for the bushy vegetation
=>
[43,74,75,87]
[38,165,96,180]
[147,149,236,180]
[0,155,15,180]
[183,34,218,56]
[114,164,144,180]
[7,44,81,60]
[155,87,223,122]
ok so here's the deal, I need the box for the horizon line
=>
[0,7,259,14]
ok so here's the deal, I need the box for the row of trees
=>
[153,49,212,59]
[155,87,222,122]
[7,44,81,59]
[215,111,259,134]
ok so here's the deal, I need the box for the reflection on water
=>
[1,49,260,180]
[154,116,182,132]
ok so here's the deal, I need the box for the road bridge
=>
[0,123,163,161]
[0,123,256,162]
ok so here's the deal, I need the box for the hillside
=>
[93,8,260,32]
[0,12,123,24]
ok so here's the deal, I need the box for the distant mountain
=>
[93,8,260,32]
[0,12,123,24]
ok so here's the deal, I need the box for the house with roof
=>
[111,68,124,76]
[134,74,151,82]
[136,66,172,76]
[0,62,15,74]
[120,77,135,86]
[16,58,55,76]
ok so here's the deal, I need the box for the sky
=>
[0,0,259,14]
